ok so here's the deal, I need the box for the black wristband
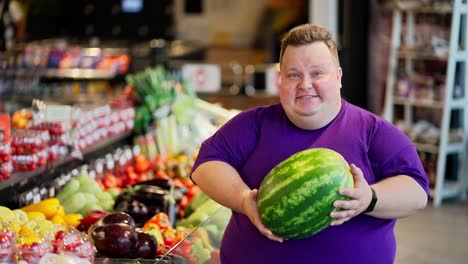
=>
[364,188,378,213]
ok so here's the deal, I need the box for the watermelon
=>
[257,147,354,239]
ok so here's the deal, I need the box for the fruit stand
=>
[0,63,238,263]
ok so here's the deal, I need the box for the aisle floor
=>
[394,199,468,264]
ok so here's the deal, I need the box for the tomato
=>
[102,172,120,188]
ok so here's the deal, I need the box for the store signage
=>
[182,64,221,93]
[0,114,11,143]
[265,63,281,95]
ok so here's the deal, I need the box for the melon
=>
[257,147,353,239]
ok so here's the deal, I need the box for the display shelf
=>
[430,180,463,199]
[0,95,76,106]
[414,143,439,154]
[0,68,118,80]
[398,47,449,61]
[43,68,118,80]
[393,96,445,109]
[384,0,468,206]
[385,0,453,14]
[0,132,133,207]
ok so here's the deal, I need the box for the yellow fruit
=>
[56,206,65,217]
[18,225,37,238]
[13,209,29,224]
[21,198,61,220]
[26,211,46,221]
[0,206,15,222]
[19,234,41,245]
[50,215,66,226]
[35,219,54,235]
[63,214,83,227]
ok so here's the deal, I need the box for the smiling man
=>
[191,23,430,264]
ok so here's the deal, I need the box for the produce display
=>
[0,63,238,263]
[172,198,230,264]
[5,41,130,74]
[10,130,49,171]
[0,205,94,264]
[0,143,12,180]
[257,147,354,239]
[56,174,116,215]
[0,114,13,180]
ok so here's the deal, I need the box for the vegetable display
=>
[257,148,354,239]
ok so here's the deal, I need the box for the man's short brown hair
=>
[280,24,340,67]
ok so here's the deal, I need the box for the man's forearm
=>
[368,175,428,219]
[192,160,251,214]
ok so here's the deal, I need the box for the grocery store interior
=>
[0,0,467,263]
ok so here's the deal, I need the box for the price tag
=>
[182,64,221,93]
[45,105,73,124]
[0,113,11,144]
[265,64,281,96]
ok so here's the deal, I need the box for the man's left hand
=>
[329,164,373,226]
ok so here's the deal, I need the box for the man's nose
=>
[299,76,313,89]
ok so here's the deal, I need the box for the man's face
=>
[279,41,343,129]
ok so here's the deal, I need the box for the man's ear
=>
[337,67,343,89]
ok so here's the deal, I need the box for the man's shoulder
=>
[239,103,283,118]
[343,100,387,123]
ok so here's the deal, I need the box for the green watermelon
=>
[257,147,354,239]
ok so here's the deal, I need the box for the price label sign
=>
[45,105,72,124]
[265,63,281,95]
[0,113,11,143]
[182,64,221,93]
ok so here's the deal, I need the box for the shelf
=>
[43,69,118,80]
[451,98,467,109]
[0,95,76,105]
[415,141,465,154]
[415,143,439,154]
[0,132,132,192]
[0,68,119,80]
[386,1,452,14]
[398,47,449,61]
[430,181,464,200]
[385,0,468,207]
[393,96,444,108]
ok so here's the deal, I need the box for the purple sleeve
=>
[369,120,431,196]
[191,108,262,176]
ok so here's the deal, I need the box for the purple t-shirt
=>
[192,100,430,264]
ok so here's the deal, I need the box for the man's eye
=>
[288,73,300,78]
[312,72,322,77]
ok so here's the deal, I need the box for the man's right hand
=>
[241,189,284,243]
